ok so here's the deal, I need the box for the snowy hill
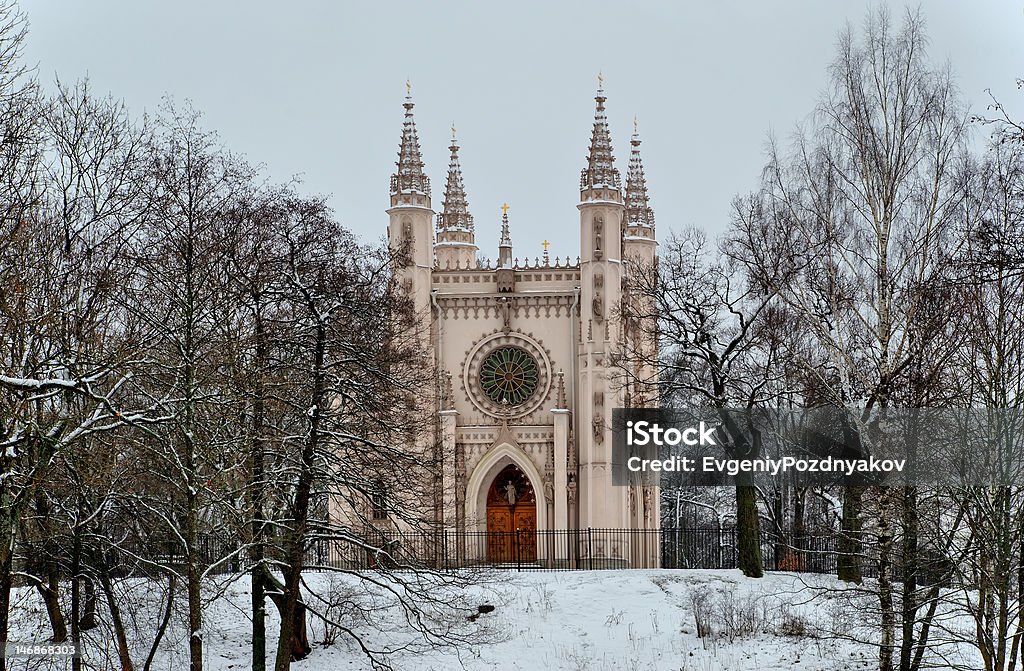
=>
[8,570,917,670]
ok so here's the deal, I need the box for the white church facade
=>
[383,83,660,567]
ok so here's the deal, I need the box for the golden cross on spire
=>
[451,123,457,140]
[598,71,604,89]
[542,239,550,252]
[405,79,411,97]
[501,202,510,216]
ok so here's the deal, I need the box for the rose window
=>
[479,347,540,406]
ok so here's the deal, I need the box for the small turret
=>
[498,203,513,268]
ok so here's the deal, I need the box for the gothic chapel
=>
[384,81,659,567]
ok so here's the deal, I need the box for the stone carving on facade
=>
[455,445,466,482]
[643,488,653,523]
[555,370,567,409]
[543,478,554,503]
[567,474,577,503]
[592,272,604,323]
[594,216,603,260]
[629,487,636,515]
[441,370,455,410]
[400,220,414,267]
[592,391,604,444]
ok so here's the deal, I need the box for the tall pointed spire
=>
[438,126,473,234]
[498,203,513,267]
[434,126,478,268]
[579,73,621,193]
[624,116,655,237]
[390,81,430,197]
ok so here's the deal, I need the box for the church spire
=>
[390,81,430,197]
[434,126,478,268]
[579,73,621,193]
[438,126,473,235]
[498,203,513,267]
[624,117,655,237]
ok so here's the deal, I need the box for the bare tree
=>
[124,99,254,671]
[621,227,796,577]
[732,7,968,670]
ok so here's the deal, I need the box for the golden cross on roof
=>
[501,202,510,216]
[542,240,550,251]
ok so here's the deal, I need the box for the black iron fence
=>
[17,526,884,578]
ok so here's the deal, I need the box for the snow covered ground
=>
[7,569,918,670]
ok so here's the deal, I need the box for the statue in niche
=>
[643,489,653,522]
[543,479,554,503]
[592,273,604,323]
[594,216,604,260]
[500,296,512,333]
[400,220,414,267]
[567,474,577,503]
[504,481,518,506]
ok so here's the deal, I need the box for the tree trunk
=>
[0,533,13,671]
[735,480,763,578]
[78,577,98,631]
[838,485,863,583]
[793,488,806,570]
[267,578,312,665]
[899,487,918,671]
[143,574,175,671]
[877,488,895,671]
[252,312,267,671]
[187,498,203,671]
[37,570,68,643]
[272,319,325,670]
[96,552,135,671]
[71,527,81,671]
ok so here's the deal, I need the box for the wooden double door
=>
[486,464,537,563]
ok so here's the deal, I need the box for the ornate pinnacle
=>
[624,118,655,234]
[390,83,430,197]
[437,126,474,235]
[556,370,567,409]
[580,77,620,192]
[442,371,455,411]
[498,204,512,267]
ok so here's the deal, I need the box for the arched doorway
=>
[486,463,537,563]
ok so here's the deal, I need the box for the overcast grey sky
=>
[19,1,1024,261]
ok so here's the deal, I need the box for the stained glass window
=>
[479,346,539,406]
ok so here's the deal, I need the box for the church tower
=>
[387,83,434,325]
[577,77,627,530]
